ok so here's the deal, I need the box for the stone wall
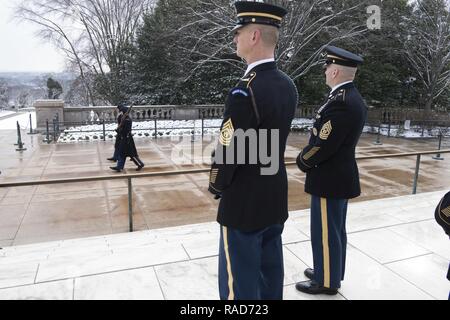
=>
[33,102,225,132]
[33,100,64,132]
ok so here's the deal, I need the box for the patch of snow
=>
[59,119,223,143]
[0,112,36,130]
[0,110,16,118]
[364,124,450,138]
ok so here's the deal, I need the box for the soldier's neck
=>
[329,79,354,92]
[245,47,275,66]
[247,55,274,65]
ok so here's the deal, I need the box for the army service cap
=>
[233,1,288,32]
[323,45,364,68]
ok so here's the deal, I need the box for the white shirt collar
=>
[330,81,353,95]
[244,58,275,77]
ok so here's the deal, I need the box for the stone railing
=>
[63,105,177,124]
[32,100,450,132]
[33,101,226,131]
[366,107,450,126]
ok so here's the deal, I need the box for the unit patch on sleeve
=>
[231,88,249,97]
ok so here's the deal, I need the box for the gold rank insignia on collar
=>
[329,89,346,102]
[219,118,234,147]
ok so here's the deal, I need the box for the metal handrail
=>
[1,149,449,232]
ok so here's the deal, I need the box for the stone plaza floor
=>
[0,190,448,300]
[0,124,449,246]
[0,115,449,299]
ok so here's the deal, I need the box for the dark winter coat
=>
[117,115,138,158]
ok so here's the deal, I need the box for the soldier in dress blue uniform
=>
[295,46,367,295]
[208,1,298,300]
[110,104,145,172]
[107,103,125,162]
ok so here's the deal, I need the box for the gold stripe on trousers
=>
[320,198,331,288]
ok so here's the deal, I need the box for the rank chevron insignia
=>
[442,205,450,218]
[219,118,234,146]
[319,120,332,140]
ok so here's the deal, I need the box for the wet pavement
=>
[0,127,449,246]
[0,190,448,300]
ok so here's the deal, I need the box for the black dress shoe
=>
[304,268,314,280]
[295,280,338,295]
[109,166,122,172]
[136,164,144,171]
[107,157,117,161]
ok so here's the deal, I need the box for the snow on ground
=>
[60,119,223,142]
[0,112,36,130]
[0,111,447,141]
[59,118,318,143]
[364,124,450,138]
[59,117,449,143]
[0,110,16,118]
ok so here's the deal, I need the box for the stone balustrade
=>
[33,102,227,132]
[32,100,449,133]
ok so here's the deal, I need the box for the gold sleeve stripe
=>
[319,121,332,140]
[209,184,222,193]
[303,147,320,161]
[210,170,218,183]
[219,119,234,147]
[299,156,312,169]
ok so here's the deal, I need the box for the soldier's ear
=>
[333,68,339,78]
[252,29,260,42]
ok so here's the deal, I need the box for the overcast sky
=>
[0,0,66,73]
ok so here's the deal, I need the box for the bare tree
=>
[175,0,369,81]
[15,91,30,109]
[0,81,11,109]
[404,0,450,111]
[15,0,155,105]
